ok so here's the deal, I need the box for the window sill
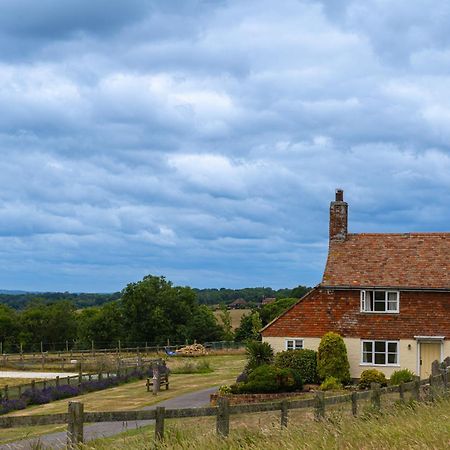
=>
[359,363,400,368]
[360,311,399,314]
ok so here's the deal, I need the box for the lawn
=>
[0,354,246,445]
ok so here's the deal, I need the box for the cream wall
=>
[263,336,423,379]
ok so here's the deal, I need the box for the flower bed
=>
[0,367,155,415]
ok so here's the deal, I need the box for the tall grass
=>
[85,398,450,450]
[170,360,213,374]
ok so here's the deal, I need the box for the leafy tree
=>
[217,304,233,341]
[187,305,223,342]
[0,304,18,352]
[235,311,262,342]
[259,297,298,326]
[317,332,351,383]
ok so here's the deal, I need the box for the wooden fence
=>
[0,362,448,446]
[0,359,164,402]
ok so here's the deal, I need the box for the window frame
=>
[360,290,400,313]
[360,339,400,367]
[285,338,304,351]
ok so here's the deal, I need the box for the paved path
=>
[0,386,219,450]
[0,371,79,379]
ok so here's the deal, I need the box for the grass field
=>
[0,354,246,445]
[85,397,450,449]
[214,308,251,329]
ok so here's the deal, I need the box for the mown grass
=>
[85,398,450,450]
[0,354,245,445]
[171,360,213,374]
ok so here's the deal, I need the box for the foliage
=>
[259,298,298,326]
[217,304,233,341]
[274,349,318,384]
[358,369,388,389]
[170,360,213,374]
[232,365,302,394]
[319,376,343,391]
[218,385,232,395]
[317,332,351,383]
[245,341,274,372]
[389,369,415,385]
[234,311,262,342]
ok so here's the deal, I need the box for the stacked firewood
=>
[176,344,208,355]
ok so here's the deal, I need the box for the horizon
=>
[1,1,449,292]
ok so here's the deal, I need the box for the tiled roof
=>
[322,233,450,290]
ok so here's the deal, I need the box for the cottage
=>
[262,189,450,379]
[228,298,248,309]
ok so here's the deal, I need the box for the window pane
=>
[294,340,303,349]
[363,341,373,352]
[363,352,372,363]
[374,291,385,300]
[375,352,386,364]
[286,340,293,350]
[366,292,373,311]
[374,301,386,311]
[387,301,397,311]
[388,353,397,364]
[388,342,398,353]
[387,292,398,301]
[375,341,386,352]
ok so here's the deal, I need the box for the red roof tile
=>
[322,233,450,290]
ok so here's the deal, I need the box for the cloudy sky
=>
[1,0,449,292]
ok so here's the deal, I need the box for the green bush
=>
[319,376,342,391]
[274,349,318,384]
[389,369,415,385]
[358,369,388,389]
[317,332,351,383]
[232,364,303,394]
[245,341,274,372]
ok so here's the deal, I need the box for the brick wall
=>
[262,288,450,340]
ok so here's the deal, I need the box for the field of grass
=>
[214,308,251,329]
[0,377,43,389]
[0,354,246,445]
[85,397,450,450]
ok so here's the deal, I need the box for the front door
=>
[420,342,441,379]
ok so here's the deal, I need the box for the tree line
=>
[0,275,310,353]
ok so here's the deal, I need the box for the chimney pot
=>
[335,189,344,202]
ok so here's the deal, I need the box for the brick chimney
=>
[329,189,348,241]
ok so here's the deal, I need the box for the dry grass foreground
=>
[0,354,245,445]
[85,397,450,450]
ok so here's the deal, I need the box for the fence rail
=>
[1,362,448,446]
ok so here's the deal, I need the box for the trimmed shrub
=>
[358,369,388,389]
[275,349,318,384]
[319,376,342,391]
[245,341,274,372]
[389,369,415,386]
[232,364,303,394]
[317,332,351,383]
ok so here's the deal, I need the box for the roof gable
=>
[322,232,450,290]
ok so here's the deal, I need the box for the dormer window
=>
[360,290,399,313]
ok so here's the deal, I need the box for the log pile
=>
[176,344,208,356]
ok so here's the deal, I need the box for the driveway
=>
[0,386,219,449]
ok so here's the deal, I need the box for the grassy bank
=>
[85,398,450,450]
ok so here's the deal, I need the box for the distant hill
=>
[0,289,31,294]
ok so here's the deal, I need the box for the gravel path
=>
[0,371,79,379]
[0,385,219,450]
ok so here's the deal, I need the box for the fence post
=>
[67,401,84,445]
[412,377,420,402]
[56,376,60,387]
[216,397,230,437]
[314,391,325,420]
[370,383,381,411]
[399,382,405,402]
[351,391,358,416]
[280,400,288,428]
[3,385,8,401]
[155,406,165,441]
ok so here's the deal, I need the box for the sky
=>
[1,0,450,292]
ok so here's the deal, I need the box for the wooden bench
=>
[146,373,169,392]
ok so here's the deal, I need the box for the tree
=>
[317,332,351,383]
[0,305,18,352]
[259,297,298,326]
[235,311,262,342]
[187,305,223,342]
[218,303,233,341]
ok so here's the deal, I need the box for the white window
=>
[360,290,399,313]
[361,340,399,366]
[286,339,303,350]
